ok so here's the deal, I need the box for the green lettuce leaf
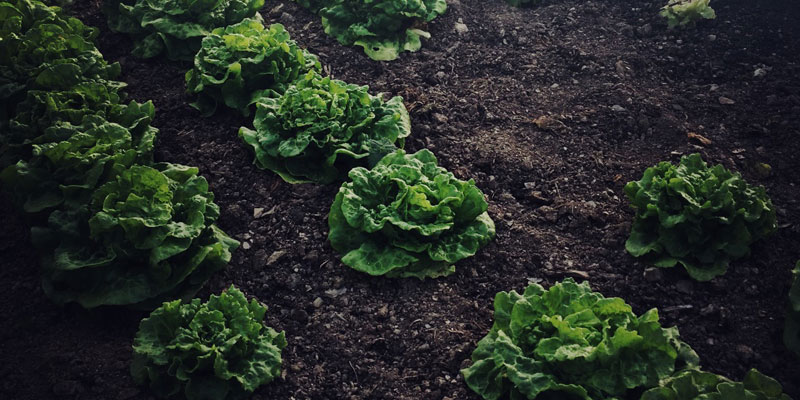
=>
[132,285,286,400]
[295,0,447,60]
[240,71,410,184]
[641,369,791,400]
[660,0,716,28]
[0,0,122,124]
[186,19,321,116]
[1,101,157,212]
[104,0,265,61]
[328,149,495,278]
[462,278,700,400]
[31,163,239,308]
[624,154,776,281]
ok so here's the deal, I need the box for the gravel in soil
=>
[2,0,800,399]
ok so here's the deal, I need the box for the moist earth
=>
[1,0,800,399]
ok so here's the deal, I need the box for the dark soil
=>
[2,0,800,399]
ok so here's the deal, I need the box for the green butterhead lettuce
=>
[239,71,410,184]
[104,0,266,61]
[641,369,791,400]
[0,0,122,123]
[31,163,239,308]
[132,286,286,400]
[328,149,495,278]
[660,0,716,28]
[785,261,800,358]
[625,154,776,281]
[1,100,157,212]
[186,19,321,116]
[295,0,447,60]
[461,278,699,400]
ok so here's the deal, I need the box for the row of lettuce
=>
[0,0,239,309]
[0,0,288,398]
[100,0,713,63]
[107,0,499,278]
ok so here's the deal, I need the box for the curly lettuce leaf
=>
[104,0,266,61]
[240,71,410,184]
[328,149,495,278]
[462,278,699,400]
[295,0,447,60]
[1,101,156,212]
[641,369,791,400]
[186,19,321,116]
[31,163,239,308]
[132,285,286,400]
[625,154,776,281]
[0,0,122,122]
[660,0,716,29]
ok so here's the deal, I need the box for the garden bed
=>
[1,0,799,398]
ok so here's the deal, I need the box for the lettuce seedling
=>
[785,261,800,358]
[1,101,157,212]
[625,154,776,281]
[328,149,495,278]
[132,286,286,400]
[295,0,447,60]
[31,163,239,308]
[104,0,265,61]
[660,0,716,28]
[240,71,410,184]
[641,368,791,400]
[461,278,699,400]
[186,19,321,116]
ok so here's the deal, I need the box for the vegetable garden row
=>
[1,0,798,399]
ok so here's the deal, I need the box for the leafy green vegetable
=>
[785,261,800,358]
[9,82,123,140]
[295,0,447,61]
[104,0,266,61]
[0,81,123,169]
[328,149,495,278]
[625,154,776,281]
[641,368,791,400]
[0,0,122,122]
[239,71,410,184]
[660,0,716,28]
[461,278,700,400]
[1,100,157,212]
[132,285,286,400]
[31,163,239,308]
[186,19,321,116]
